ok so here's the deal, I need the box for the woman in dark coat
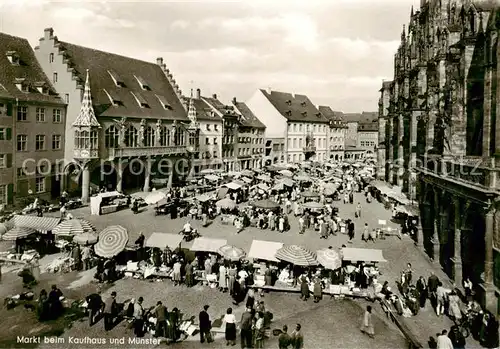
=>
[232,276,243,305]
[185,262,194,287]
[300,277,309,301]
[264,267,273,286]
[313,279,322,303]
[37,289,49,321]
[166,308,180,342]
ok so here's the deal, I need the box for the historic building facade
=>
[35,28,197,201]
[0,32,66,207]
[318,106,346,161]
[377,81,392,179]
[232,99,266,170]
[246,89,329,164]
[381,1,500,314]
[357,113,379,161]
[184,89,223,174]
[202,95,239,172]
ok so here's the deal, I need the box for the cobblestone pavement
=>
[3,191,481,347]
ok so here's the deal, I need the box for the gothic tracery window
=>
[145,126,155,147]
[159,126,170,146]
[105,125,119,148]
[124,125,138,147]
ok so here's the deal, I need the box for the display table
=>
[101,204,119,215]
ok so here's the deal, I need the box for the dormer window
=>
[15,78,28,92]
[103,89,123,106]
[315,112,321,117]
[107,70,125,87]
[130,92,149,108]
[286,110,292,117]
[34,82,49,95]
[301,101,307,107]
[286,100,292,106]
[6,51,19,65]
[301,111,307,117]
[155,94,172,110]
[134,75,150,90]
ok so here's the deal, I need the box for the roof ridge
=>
[0,31,31,42]
[59,41,160,67]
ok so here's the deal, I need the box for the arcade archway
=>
[64,162,82,197]
[122,160,145,192]
[91,162,117,192]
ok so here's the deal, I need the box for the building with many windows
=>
[381,0,500,314]
[232,98,266,170]
[202,95,239,172]
[246,88,329,164]
[35,28,196,201]
[357,112,379,160]
[318,106,346,161]
[183,88,222,174]
[0,32,66,207]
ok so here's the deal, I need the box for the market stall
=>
[190,237,227,253]
[248,240,283,263]
[90,191,128,215]
[145,233,183,249]
[10,215,61,233]
[52,218,96,237]
[218,244,245,261]
[341,248,386,263]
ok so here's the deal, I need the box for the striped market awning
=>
[2,226,38,240]
[53,219,96,237]
[10,215,61,233]
[275,245,317,266]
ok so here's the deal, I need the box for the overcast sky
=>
[1,0,419,112]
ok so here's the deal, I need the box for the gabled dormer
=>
[134,75,150,90]
[301,111,308,117]
[286,110,292,117]
[108,70,125,87]
[34,81,49,95]
[300,101,307,107]
[15,78,29,92]
[285,100,292,106]
[6,51,19,65]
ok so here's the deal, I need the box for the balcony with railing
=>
[107,145,188,159]
[418,155,499,192]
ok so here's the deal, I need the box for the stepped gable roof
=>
[182,96,222,121]
[234,101,266,129]
[260,89,328,123]
[57,41,187,121]
[0,32,64,104]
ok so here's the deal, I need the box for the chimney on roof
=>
[156,57,163,66]
[212,94,217,99]
[44,28,54,40]
[232,97,237,104]
[266,87,272,94]
[196,88,201,99]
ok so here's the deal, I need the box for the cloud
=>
[0,0,418,111]
[51,6,136,29]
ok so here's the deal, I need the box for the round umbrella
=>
[275,245,317,266]
[302,201,323,209]
[2,227,37,240]
[218,245,245,261]
[252,199,280,210]
[301,191,319,198]
[94,225,129,258]
[279,178,295,187]
[73,232,98,245]
[0,223,7,236]
[53,219,96,237]
[216,198,237,210]
[144,191,167,205]
[317,248,342,270]
[279,169,293,177]
[323,188,336,196]
[241,170,254,177]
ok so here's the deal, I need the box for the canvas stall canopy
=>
[145,233,183,249]
[10,215,61,233]
[341,248,386,263]
[190,237,227,253]
[248,240,284,263]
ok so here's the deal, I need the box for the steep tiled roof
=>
[260,89,328,123]
[344,111,377,124]
[358,112,378,132]
[343,113,362,123]
[182,96,222,121]
[57,41,187,121]
[318,106,347,127]
[234,101,266,129]
[0,32,64,104]
[203,97,239,118]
